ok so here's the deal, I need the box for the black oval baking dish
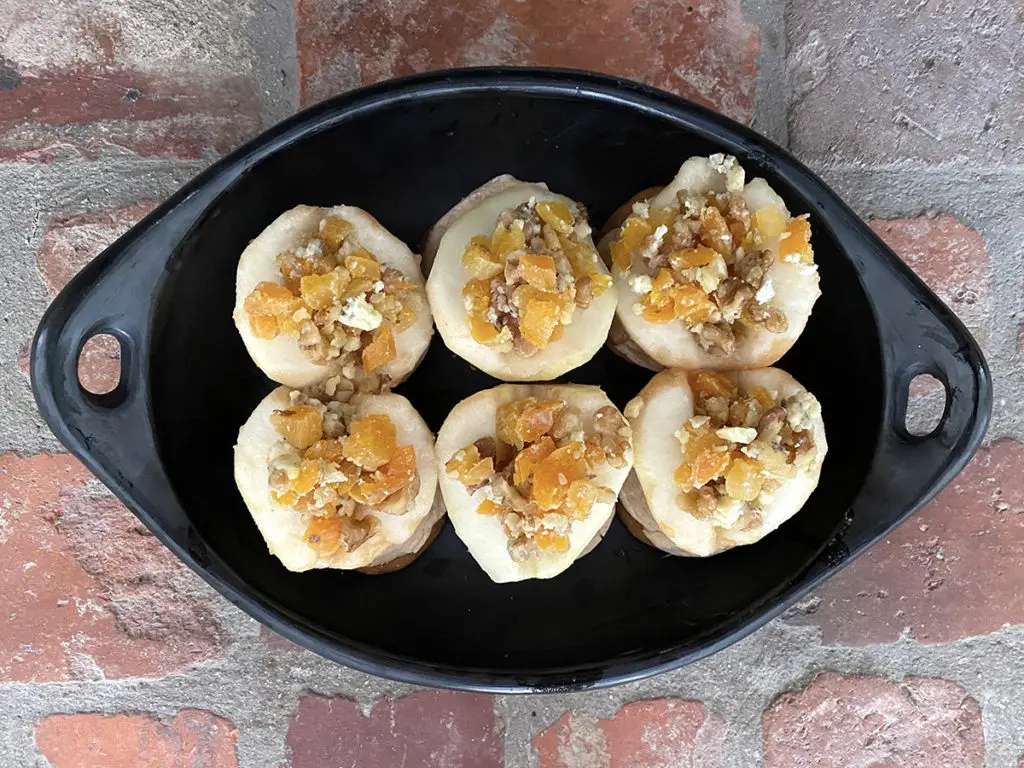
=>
[31,68,990,693]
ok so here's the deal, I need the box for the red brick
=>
[0,1,259,161]
[533,699,724,768]
[870,215,990,346]
[260,625,305,653]
[0,453,223,682]
[763,672,984,768]
[286,690,503,768]
[788,440,1024,644]
[296,0,760,122]
[36,710,238,768]
[30,203,154,393]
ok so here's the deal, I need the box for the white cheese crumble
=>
[715,426,758,444]
[632,302,644,316]
[755,278,776,303]
[298,239,323,259]
[631,201,650,218]
[688,415,711,429]
[339,294,383,331]
[712,497,745,528]
[784,390,821,432]
[628,274,653,294]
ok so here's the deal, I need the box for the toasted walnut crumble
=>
[610,155,817,356]
[243,214,417,386]
[673,372,819,528]
[445,397,629,562]
[461,199,612,355]
[267,388,419,557]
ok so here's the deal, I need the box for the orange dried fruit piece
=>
[647,206,676,230]
[383,445,416,492]
[674,425,730,491]
[747,386,776,410]
[304,439,345,463]
[671,283,717,325]
[519,254,558,291]
[564,478,597,519]
[344,249,382,281]
[342,414,397,471]
[462,278,491,316]
[752,206,786,240]
[496,400,527,446]
[290,458,322,495]
[462,240,503,279]
[491,222,526,256]
[244,282,299,339]
[534,529,571,552]
[669,246,718,270]
[648,268,677,306]
[779,216,814,264]
[469,315,501,343]
[689,371,737,400]
[590,273,612,297]
[535,200,574,235]
[300,269,348,310]
[725,456,765,501]
[699,205,733,255]
[271,405,324,449]
[584,435,606,469]
[304,515,343,556]
[642,297,677,324]
[319,216,353,251]
[477,498,503,516]
[271,490,298,507]
[520,297,561,348]
[531,442,587,511]
[394,305,417,332]
[516,398,564,444]
[362,323,397,373]
[610,216,653,270]
[513,434,556,487]
[445,445,494,487]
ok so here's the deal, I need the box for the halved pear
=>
[621,367,827,557]
[234,386,443,572]
[598,155,821,370]
[233,205,432,388]
[435,384,633,582]
[424,176,616,381]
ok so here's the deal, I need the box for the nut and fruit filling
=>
[609,154,817,356]
[460,199,612,355]
[267,389,419,557]
[671,372,820,529]
[243,214,417,389]
[445,398,630,562]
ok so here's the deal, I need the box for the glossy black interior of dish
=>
[150,92,881,674]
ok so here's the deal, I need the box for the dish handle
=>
[30,200,208,556]
[837,221,992,556]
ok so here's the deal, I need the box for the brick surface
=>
[260,625,305,653]
[36,710,238,767]
[286,690,503,768]
[533,699,723,768]
[295,0,760,122]
[763,672,984,768]
[31,203,154,393]
[788,440,1024,645]
[787,0,1023,166]
[0,0,260,160]
[0,453,222,681]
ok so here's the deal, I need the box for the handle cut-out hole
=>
[905,374,946,436]
[78,334,122,395]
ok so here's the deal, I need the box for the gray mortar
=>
[742,0,789,147]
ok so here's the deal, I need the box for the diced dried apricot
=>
[647,206,676,230]
[344,249,382,281]
[304,515,343,556]
[362,323,396,372]
[444,445,494,486]
[747,386,776,410]
[462,278,492,316]
[611,216,653,270]
[343,277,375,298]
[383,445,416,491]
[531,442,587,511]
[462,241,503,279]
[395,305,417,332]
[519,254,558,291]
[699,205,733,255]
[564,478,597,519]
[496,400,526,447]
[671,283,717,325]
[648,268,677,306]
[725,456,765,501]
[689,371,737,400]
[491,222,526,256]
[674,424,730,490]
[516,399,564,444]
[271,490,298,507]
[753,206,786,239]
[520,298,560,348]
[642,297,676,323]
[271,405,323,449]
[300,269,348,310]
[245,281,300,337]
[319,216,353,251]
[248,313,279,339]
[534,529,570,552]
[535,201,574,235]
[342,414,396,471]
[668,246,717,269]
[779,217,814,264]
[469,315,501,343]
[513,435,556,487]
[477,498,504,516]
[590,273,612,297]
[583,435,606,469]
[291,458,322,495]
[304,439,344,463]
[350,475,392,506]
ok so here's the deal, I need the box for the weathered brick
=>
[0,1,260,160]
[0,453,223,682]
[763,672,984,768]
[296,0,760,122]
[869,215,990,347]
[787,0,1023,166]
[29,203,154,393]
[36,710,238,768]
[533,699,724,768]
[788,440,1024,644]
[260,624,305,653]
[286,690,503,768]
